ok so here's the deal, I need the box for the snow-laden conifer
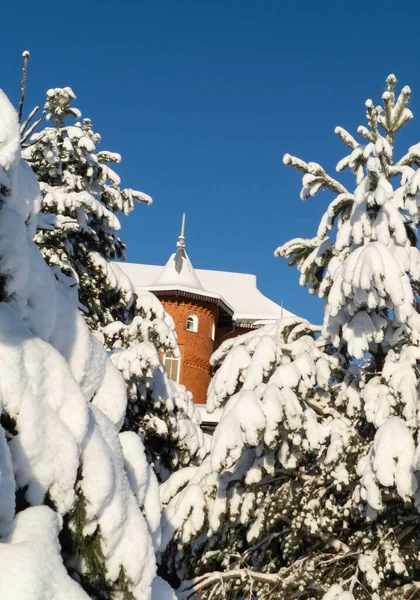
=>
[0,88,174,599]
[22,87,152,327]
[24,88,206,479]
[161,76,420,599]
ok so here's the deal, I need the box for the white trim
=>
[186,314,198,333]
[163,354,181,382]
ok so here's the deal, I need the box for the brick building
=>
[119,216,293,404]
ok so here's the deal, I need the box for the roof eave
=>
[144,287,234,318]
[234,315,282,325]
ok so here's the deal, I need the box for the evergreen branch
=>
[387,164,407,178]
[365,99,379,140]
[283,153,348,196]
[239,530,287,563]
[391,85,412,129]
[177,568,282,598]
[357,125,375,143]
[335,126,358,150]
[382,90,394,133]
[394,144,420,169]
[178,545,359,599]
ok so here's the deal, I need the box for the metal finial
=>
[177,213,186,248]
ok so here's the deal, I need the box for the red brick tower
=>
[146,215,233,404]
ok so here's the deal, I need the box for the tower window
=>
[163,352,180,382]
[186,314,198,332]
[210,320,215,341]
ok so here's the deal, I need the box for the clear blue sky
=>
[1,0,419,324]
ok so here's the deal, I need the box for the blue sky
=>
[1,0,419,323]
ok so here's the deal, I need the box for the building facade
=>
[119,217,293,404]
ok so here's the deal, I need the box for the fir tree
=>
[0,88,174,599]
[161,76,420,599]
[22,86,152,328]
[24,88,206,480]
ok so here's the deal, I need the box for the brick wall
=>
[159,296,219,404]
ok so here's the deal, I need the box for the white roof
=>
[118,261,295,324]
[140,240,235,315]
[118,214,294,324]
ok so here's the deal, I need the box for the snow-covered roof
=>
[141,221,235,316]
[153,244,205,291]
[118,261,294,325]
[118,214,295,325]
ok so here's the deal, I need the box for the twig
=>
[21,111,46,145]
[18,51,30,123]
[20,105,38,135]
[318,551,360,566]
[349,566,359,592]
[177,569,281,599]
[305,398,328,416]
[240,530,286,562]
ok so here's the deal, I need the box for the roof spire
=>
[152,212,205,288]
[177,213,186,249]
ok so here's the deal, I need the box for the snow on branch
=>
[283,153,348,198]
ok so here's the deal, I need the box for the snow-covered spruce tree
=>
[0,88,174,599]
[160,76,420,599]
[23,88,206,481]
[22,86,152,328]
[160,316,345,599]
